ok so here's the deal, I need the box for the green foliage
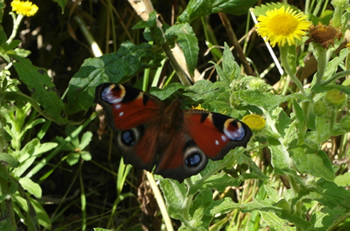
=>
[178,0,258,22]
[12,57,69,124]
[66,41,164,115]
[1,0,350,230]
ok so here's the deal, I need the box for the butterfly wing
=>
[154,132,209,182]
[184,110,252,160]
[95,83,163,171]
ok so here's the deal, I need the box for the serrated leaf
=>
[314,179,350,211]
[238,90,290,112]
[215,43,240,83]
[66,41,164,115]
[12,57,68,124]
[178,0,258,23]
[19,177,42,198]
[289,148,335,181]
[259,211,295,231]
[275,109,292,137]
[165,23,198,76]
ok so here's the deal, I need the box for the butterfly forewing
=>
[96,83,163,130]
[184,111,252,160]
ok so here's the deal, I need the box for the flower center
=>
[267,14,299,35]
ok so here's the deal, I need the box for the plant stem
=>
[280,45,306,95]
[315,47,327,86]
[7,13,23,44]
[146,172,174,231]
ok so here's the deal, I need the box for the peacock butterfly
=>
[95,83,252,182]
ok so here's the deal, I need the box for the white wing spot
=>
[119,112,124,117]
[114,104,121,109]
[221,135,228,142]
[215,139,220,146]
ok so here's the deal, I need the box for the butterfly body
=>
[95,83,252,182]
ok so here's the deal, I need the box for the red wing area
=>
[110,96,161,130]
[184,111,251,160]
[96,83,163,131]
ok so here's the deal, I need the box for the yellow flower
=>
[192,104,205,110]
[256,6,311,47]
[242,114,265,131]
[11,0,38,17]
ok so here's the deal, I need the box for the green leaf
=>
[149,82,185,100]
[214,43,240,83]
[165,23,199,76]
[251,2,300,16]
[178,0,258,23]
[334,172,350,186]
[324,48,350,79]
[14,140,58,177]
[289,148,335,181]
[66,41,164,115]
[132,11,157,29]
[312,84,350,96]
[80,131,93,149]
[238,90,290,112]
[81,151,92,161]
[19,177,42,198]
[313,179,350,212]
[66,153,80,166]
[12,57,69,124]
[133,11,165,45]
[52,0,67,13]
[0,2,4,23]
[268,145,290,174]
[292,99,305,125]
[159,179,187,219]
[259,211,295,231]
[275,109,292,137]
[30,197,52,229]
[0,153,19,168]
